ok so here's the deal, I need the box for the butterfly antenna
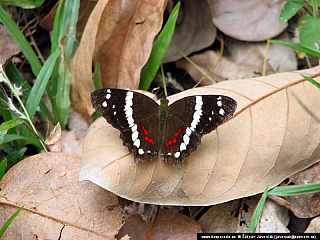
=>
[160,64,168,98]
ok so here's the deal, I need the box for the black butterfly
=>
[91,88,237,166]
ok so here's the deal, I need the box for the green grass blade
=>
[51,0,65,54]
[0,119,23,145]
[0,5,42,76]
[25,47,61,120]
[92,63,103,119]
[268,183,320,196]
[0,158,7,181]
[248,185,269,233]
[301,74,320,89]
[270,39,320,58]
[3,134,42,148]
[5,62,54,122]
[0,119,23,132]
[0,130,7,145]
[93,62,103,89]
[18,48,60,149]
[6,147,27,162]
[139,2,181,90]
[50,0,80,129]
[0,0,44,8]
[54,66,72,128]
[0,205,24,238]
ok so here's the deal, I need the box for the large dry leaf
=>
[0,25,20,66]
[255,199,289,233]
[198,197,289,233]
[162,0,216,63]
[80,67,320,206]
[305,216,320,233]
[116,208,202,239]
[176,50,262,84]
[274,162,320,218]
[71,0,166,118]
[209,0,288,41]
[40,0,97,33]
[0,152,122,239]
[226,33,297,74]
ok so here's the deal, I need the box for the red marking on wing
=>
[174,128,182,138]
[142,125,148,135]
[166,128,182,147]
[142,126,155,146]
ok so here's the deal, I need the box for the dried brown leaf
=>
[0,25,20,66]
[176,50,262,85]
[45,122,61,145]
[71,0,166,118]
[0,152,122,239]
[80,66,320,206]
[39,0,97,33]
[278,162,320,218]
[209,0,288,41]
[255,199,289,233]
[163,0,216,63]
[116,208,202,239]
[226,33,297,74]
[305,216,320,233]
[48,130,83,155]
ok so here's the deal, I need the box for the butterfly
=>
[91,88,237,166]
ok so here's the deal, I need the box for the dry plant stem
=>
[191,206,204,219]
[147,207,160,240]
[231,72,320,120]
[21,120,50,152]
[306,57,312,68]
[193,35,225,88]
[170,43,216,84]
[30,34,45,64]
[263,39,270,76]
[0,201,113,239]
[20,10,45,63]
[160,64,167,97]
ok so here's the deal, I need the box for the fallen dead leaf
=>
[71,0,167,119]
[163,0,216,63]
[198,196,288,233]
[278,162,320,218]
[0,24,20,66]
[49,130,83,155]
[45,122,61,145]
[209,0,288,41]
[0,152,122,239]
[305,216,320,233]
[226,33,297,74]
[176,50,262,85]
[39,0,97,33]
[255,199,290,233]
[116,208,202,239]
[198,199,243,232]
[80,66,320,206]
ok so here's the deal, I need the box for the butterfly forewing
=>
[160,95,237,165]
[91,88,160,162]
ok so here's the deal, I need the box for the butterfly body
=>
[91,88,237,166]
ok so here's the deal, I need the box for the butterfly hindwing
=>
[160,95,237,165]
[91,88,160,162]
